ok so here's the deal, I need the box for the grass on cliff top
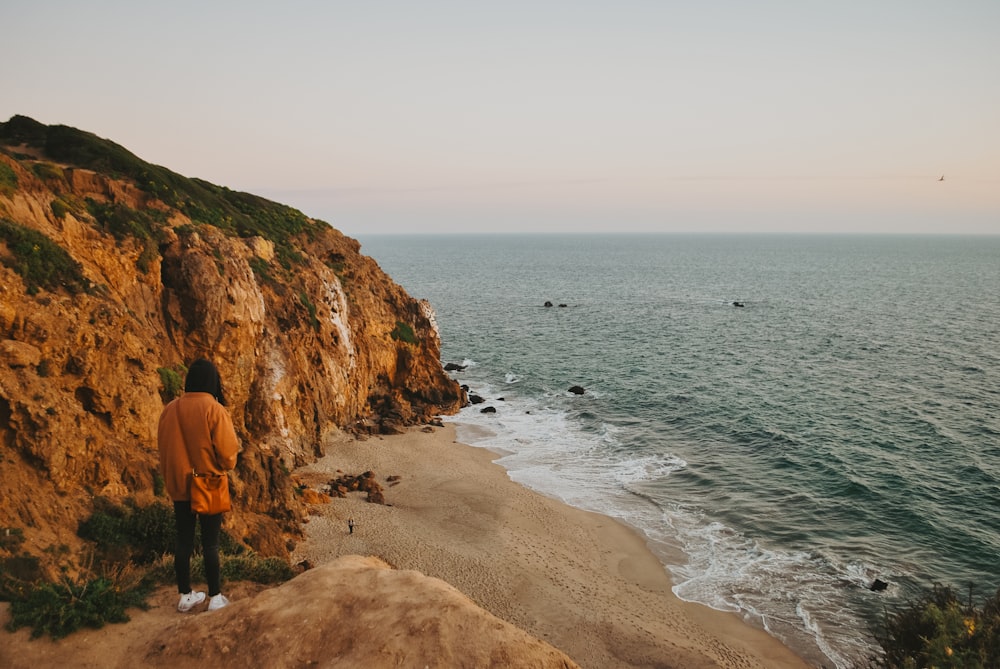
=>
[0,115,326,267]
[1,498,294,639]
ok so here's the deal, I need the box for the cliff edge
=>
[0,115,464,573]
[0,556,580,669]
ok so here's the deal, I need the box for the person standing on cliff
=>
[158,359,240,613]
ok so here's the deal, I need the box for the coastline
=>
[292,424,812,669]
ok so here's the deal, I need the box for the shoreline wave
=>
[445,394,869,669]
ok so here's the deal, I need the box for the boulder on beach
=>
[327,471,387,504]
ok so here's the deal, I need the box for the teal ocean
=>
[358,234,1000,668]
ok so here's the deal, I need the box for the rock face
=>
[138,556,580,669]
[0,116,464,572]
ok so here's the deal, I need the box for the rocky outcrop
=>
[139,556,581,668]
[0,116,464,573]
[326,470,387,504]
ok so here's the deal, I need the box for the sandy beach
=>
[292,424,811,669]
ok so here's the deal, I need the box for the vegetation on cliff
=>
[0,218,91,294]
[0,115,464,625]
[2,498,294,639]
[869,584,1000,668]
[0,115,319,270]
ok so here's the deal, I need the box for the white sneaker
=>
[177,590,205,612]
[207,594,230,611]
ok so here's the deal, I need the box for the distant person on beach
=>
[158,359,240,613]
[348,518,355,534]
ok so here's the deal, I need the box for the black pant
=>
[173,501,223,596]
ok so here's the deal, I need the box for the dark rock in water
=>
[558,304,567,308]
[870,578,889,592]
[469,394,485,404]
[497,397,505,401]
[544,301,553,307]
[480,406,497,414]
[444,362,467,372]
[568,385,585,395]
[732,301,745,307]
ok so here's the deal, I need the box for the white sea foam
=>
[448,397,870,669]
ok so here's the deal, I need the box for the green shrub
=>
[136,238,159,274]
[48,195,85,221]
[872,583,1000,668]
[50,198,69,219]
[147,544,294,587]
[0,163,18,196]
[77,499,175,565]
[299,291,319,330]
[0,218,90,294]
[152,471,165,498]
[85,199,161,242]
[0,554,42,584]
[391,321,417,344]
[0,527,25,552]
[157,364,186,402]
[31,162,64,184]
[4,575,151,639]
[219,553,295,584]
[249,256,274,284]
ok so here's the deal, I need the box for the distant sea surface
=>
[357,234,1000,668]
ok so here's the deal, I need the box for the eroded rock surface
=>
[0,117,464,572]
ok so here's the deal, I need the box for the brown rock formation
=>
[327,470,387,503]
[0,116,464,574]
[141,556,579,669]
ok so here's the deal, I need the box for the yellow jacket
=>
[157,392,240,502]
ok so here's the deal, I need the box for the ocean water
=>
[356,233,1000,668]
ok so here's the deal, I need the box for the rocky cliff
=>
[0,115,464,574]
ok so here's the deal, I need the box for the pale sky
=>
[3,1,998,234]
